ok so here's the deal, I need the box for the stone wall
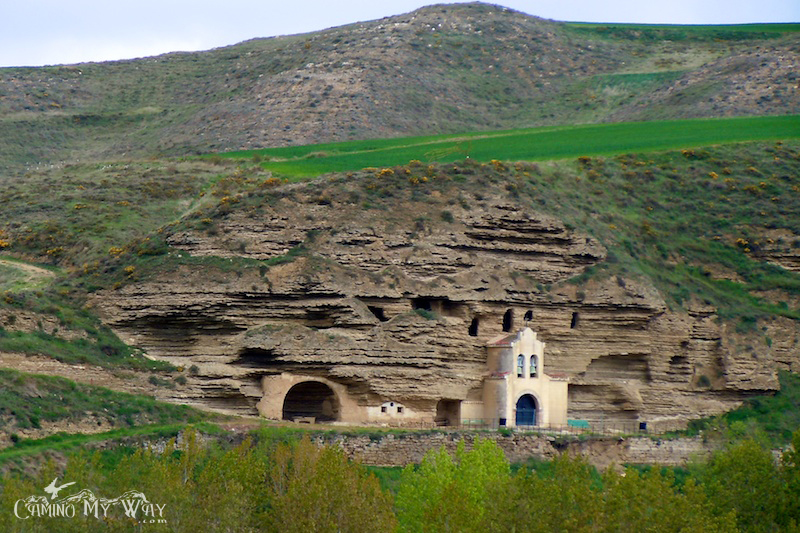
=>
[314,431,716,470]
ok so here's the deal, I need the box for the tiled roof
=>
[487,333,516,347]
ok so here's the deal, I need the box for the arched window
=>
[530,355,537,378]
[503,309,514,332]
[524,310,533,322]
[517,355,524,378]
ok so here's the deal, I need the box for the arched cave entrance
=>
[282,381,340,423]
[515,394,537,427]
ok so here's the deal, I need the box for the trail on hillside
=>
[0,258,56,288]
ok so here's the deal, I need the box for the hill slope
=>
[0,3,798,169]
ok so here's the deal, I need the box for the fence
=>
[436,418,661,437]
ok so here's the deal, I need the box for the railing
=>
[435,419,661,437]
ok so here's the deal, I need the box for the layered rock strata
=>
[94,186,788,430]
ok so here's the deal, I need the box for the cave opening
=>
[502,309,514,332]
[282,381,339,422]
[435,399,462,427]
[570,311,580,329]
[368,305,388,322]
[412,298,433,311]
[468,317,479,337]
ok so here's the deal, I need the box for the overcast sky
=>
[2,0,798,68]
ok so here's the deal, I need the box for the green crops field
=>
[221,115,800,179]
[566,22,800,34]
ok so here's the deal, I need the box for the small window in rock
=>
[570,312,580,329]
[469,317,479,337]
[397,406,404,414]
[368,306,388,322]
[381,406,387,413]
[503,309,514,332]
[524,310,533,322]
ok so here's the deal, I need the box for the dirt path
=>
[0,258,57,288]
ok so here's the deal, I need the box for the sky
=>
[2,0,799,68]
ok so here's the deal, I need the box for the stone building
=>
[256,327,568,428]
[472,328,569,428]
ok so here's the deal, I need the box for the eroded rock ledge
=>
[93,180,791,431]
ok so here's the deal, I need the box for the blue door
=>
[516,394,537,426]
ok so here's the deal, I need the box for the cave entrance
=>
[468,317,479,337]
[435,399,461,427]
[282,381,340,423]
[515,394,537,427]
[503,309,514,332]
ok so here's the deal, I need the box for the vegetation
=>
[0,10,798,528]
[566,21,800,41]
[0,369,207,434]
[684,370,800,447]
[2,428,799,532]
[0,284,172,370]
[218,115,800,178]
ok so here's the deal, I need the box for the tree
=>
[781,429,800,529]
[395,437,511,533]
[701,438,790,532]
[265,435,395,533]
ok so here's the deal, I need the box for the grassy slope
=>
[686,370,800,446]
[192,133,800,331]
[0,17,798,455]
[0,368,207,432]
[221,115,800,178]
[0,16,797,170]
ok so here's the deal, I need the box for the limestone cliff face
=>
[93,178,791,430]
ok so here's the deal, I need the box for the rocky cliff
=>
[91,163,797,430]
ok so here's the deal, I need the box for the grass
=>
[0,286,173,371]
[218,115,800,179]
[0,256,59,292]
[680,371,800,447]
[0,368,207,432]
[0,422,221,465]
[0,160,236,265]
[565,22,800,42]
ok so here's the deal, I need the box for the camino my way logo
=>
[14,477,167,523]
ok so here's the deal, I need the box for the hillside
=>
[0,3,798,169]
[0,3,799,434]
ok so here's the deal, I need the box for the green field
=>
[222,115,800,178]
[566,22,800,33]
[565,21,800,42]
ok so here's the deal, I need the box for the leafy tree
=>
[601,467,736,532]
[487,453,602,533]
[781,429,800,529]
[395,438,511,533]
[265,435,395,532]
[701,438,791,532]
